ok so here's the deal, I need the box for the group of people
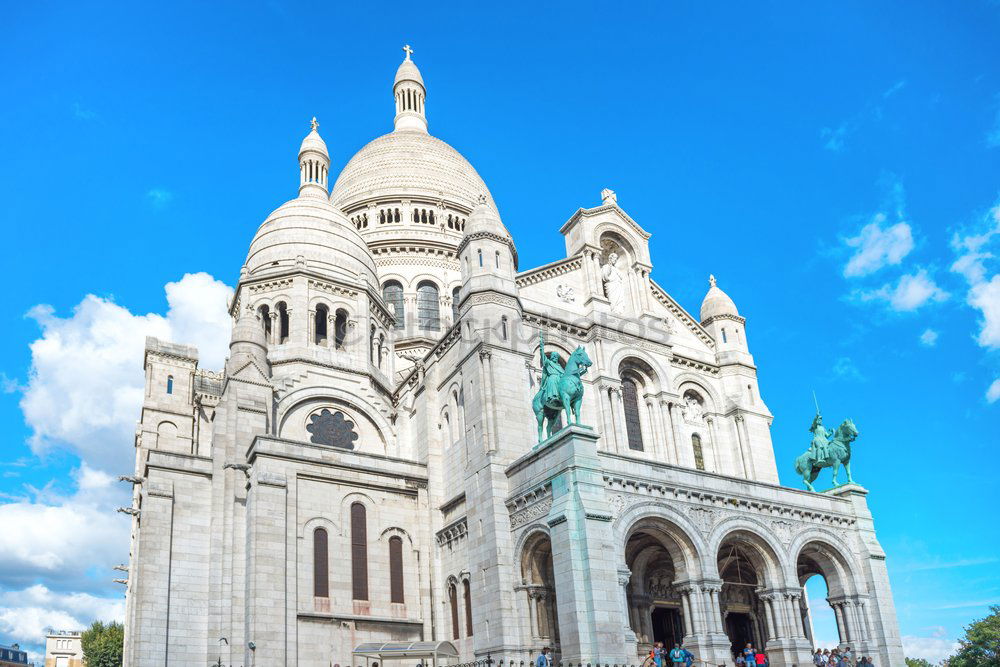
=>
[735,643,769,666]
[645,642,696,666]
[812,647,875,665]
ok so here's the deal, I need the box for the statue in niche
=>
[681,393,704,423]
[306,409,359,449]
[601,251,628,314]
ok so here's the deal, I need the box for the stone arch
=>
[276,389,391,453]
[674,376,721,414]
[711,519,789,584]
[518,527,560,646]
[300,515,339,540]
[597,226,637,263]
[790,531,861,599]
[613,500,713,562]
[610,349,667,391]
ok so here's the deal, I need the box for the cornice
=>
[649,279,716,349]
[516,255,582,288]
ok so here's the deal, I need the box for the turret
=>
[393,45,427,133]
[700,274,751,362]
[457,195,519,343]
[298,117,329,198]
[226,307,270,377]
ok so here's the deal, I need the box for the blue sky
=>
[1,1,999,662]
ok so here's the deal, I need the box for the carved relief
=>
[510,498,553,528]
[687,506,718,535]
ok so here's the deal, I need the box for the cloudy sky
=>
[2,1,999,663]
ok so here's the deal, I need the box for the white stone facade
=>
[121,51,905,667]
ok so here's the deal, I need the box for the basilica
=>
[121,49,905,666]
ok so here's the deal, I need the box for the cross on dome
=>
[403,44,414,60]
[310,116,319,131]
[709,274,717,287]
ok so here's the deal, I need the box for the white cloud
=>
[0,465,128,592]
[988,379,1000,403]
[968,275,1000,349]
[919,329,939,346]
[883,79,907,99]
[832,356,865,382]
[146,188,173,208]
[843,215,915,277]
[0,584,123,640]
[822,123,850,152]
[902,634,960,664]
[855,269,949,312]
[20,272,232,471]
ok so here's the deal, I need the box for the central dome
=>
[330,130,495,214]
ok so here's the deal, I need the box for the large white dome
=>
[330,130,495,214]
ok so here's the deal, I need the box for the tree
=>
[81,620,124,667]
[905,659,934,667]
[949,605,1000,667]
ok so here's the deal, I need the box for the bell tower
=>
[393,45,428,133]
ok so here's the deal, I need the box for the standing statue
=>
[601,252,628,314]
[531,333,593,443]
[794,410,859,491]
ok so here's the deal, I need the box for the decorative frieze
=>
[436,516,468,547]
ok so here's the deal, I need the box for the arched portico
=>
[794,535,872,653]
[517,529,560,650]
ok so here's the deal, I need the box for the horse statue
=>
[531,334,593,443]
[794,415,859,491]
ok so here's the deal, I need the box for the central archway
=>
[624,516,701,653]
[716,530,784,658]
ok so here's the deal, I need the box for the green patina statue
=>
[795,409,859,491]
[531,333,593,442]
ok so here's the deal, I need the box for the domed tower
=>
[457,195,520,342]
[699,274,751,363]
[330,46,499,370]
[235,119,395,383]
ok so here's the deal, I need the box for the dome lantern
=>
[393,45,428,133]
[299,117,330,198]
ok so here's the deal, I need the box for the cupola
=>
[393,45,428,133]
[298,117,330,198]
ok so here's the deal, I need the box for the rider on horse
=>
[538,335,564,408]
[808,413,835,461]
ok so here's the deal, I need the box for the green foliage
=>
[905,658,933,667]
[80,620,124,667]
[949,605,1000,667]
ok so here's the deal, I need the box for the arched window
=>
[334,309,348,350]
[315,304,328,345]
[276,302,289,343]
[351,503,368,600]
[258,305,271,341]
[451,286,461,323]
[463,578,474,636]
[416,281,440,331]
[721,328,728,343]
[495,251,500,269]
[692,434,705,471]
[389,536,404,603]
[378,333,385,369]
[369,324,376,363]
[477,249,483,267]
[313,528,329,597]
[621,377,644,451]
[166,375,173,394]
[382,281,404,330]
[501,316,508,341]
[394,208,400,222]
[449,582,460,639]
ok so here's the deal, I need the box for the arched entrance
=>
[519,532,559,649]
[797,540,863,650]
[624,517,700,653]
[717,531,783,658]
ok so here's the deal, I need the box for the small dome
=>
[394,59,424,87]
[231,308,266,349]
[465,195,510,239]
[245,196,378,285]
[700,275,740,322]
[299,128,328,157]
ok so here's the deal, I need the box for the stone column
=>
[785,591,806,638]
[608,386,625,452]
[666,401,682,464]
[618,568,638,642]
[526,589,539,638]
[646,396,668,461]
[761,595,776,641]
[307,308,316,345]
[706,417,723,473]
[269,312,278,345]
[326,313,335,348]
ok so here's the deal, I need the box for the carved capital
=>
[478,348,492,360]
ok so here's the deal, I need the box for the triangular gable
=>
[649,279,715,351]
